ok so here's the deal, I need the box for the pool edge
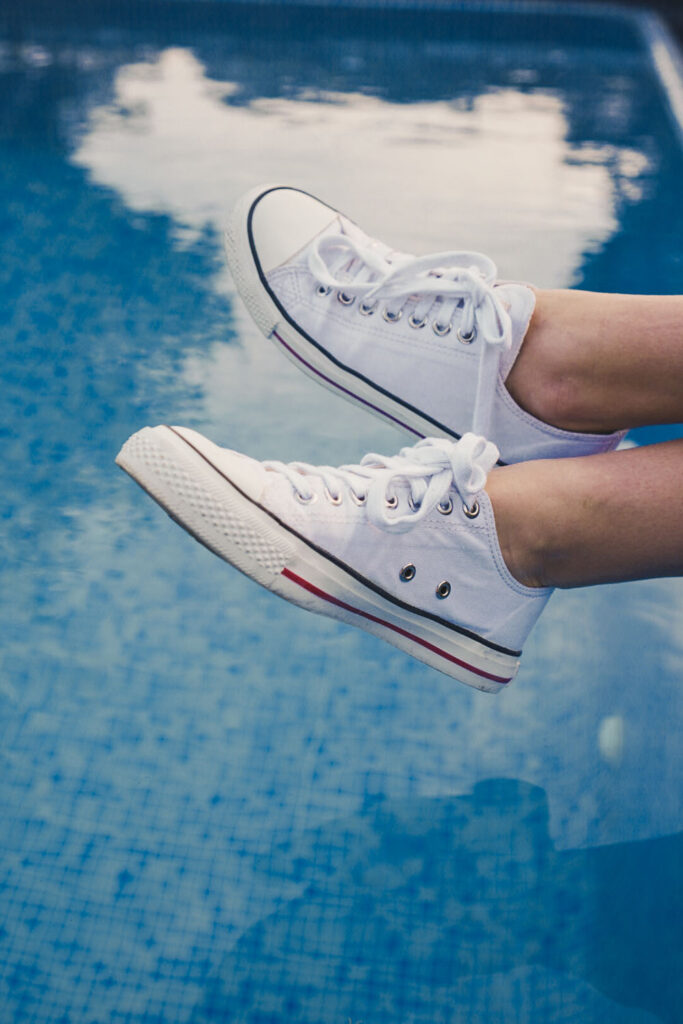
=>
[635,9,683,148]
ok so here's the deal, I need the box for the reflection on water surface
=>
[73,46,624,285]
[0,4,682,1023]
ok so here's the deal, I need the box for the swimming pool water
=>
[1,2,682,1022]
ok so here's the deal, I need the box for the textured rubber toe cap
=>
[249,186,339,275]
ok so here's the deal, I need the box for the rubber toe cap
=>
[249,186,339,275]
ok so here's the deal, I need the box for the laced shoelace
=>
[263,434,499,534]
[307,231,513,438]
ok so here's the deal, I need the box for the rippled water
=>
[1,3,682,1022]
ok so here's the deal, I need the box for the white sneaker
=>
[116,427,552,692]
[225,184,624,464]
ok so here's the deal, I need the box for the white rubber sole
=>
[224,185,457,443]
[116,425,519,693]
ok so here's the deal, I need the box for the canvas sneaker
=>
[225,184,624,464]
[116,426,552,692]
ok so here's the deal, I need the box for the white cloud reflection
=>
[73,47,627,286]
[63,48,683,853]
[70,47,651,459]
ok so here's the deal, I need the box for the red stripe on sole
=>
[281,567,512,685]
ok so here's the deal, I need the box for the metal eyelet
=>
[316,284,331,297]
[437,498,453,515]
[324,487,343,506]
[337,291,355,306]
[400,564,416,582]
[350,490,367,506]
[382,307,403,323]
[407,494,421,512]
[385,494,398,509]
[432,321,452,337]
[436,580,451,599]
[463,500,480,519]
[359,301,377,316]
[295,491,318,505]
[457,326,476,344]
[408,313,426,329]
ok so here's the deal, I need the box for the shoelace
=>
[307,231,513,438]
[263,433,499,534]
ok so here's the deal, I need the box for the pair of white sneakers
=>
[117,186,623,692]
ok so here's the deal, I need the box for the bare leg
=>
[487,440,683,588]
[506,291,683,433]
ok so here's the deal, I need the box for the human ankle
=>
[504,290,572,430]
[485,465,551,590]
[504,289,613,434]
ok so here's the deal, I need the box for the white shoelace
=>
[263,434,499,534]
[307,231,513,438]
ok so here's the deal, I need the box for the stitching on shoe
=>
[169,426,522,657]
[246,198,468,446]
[268,265,305,306]
[273,267,483,362]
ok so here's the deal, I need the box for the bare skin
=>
[488,441,683,589]
[486,290,683,590]
[506,290,683,433]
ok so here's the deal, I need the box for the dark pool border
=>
[3,0,682,146]
[217,0,683,149]
[637,8,683,147]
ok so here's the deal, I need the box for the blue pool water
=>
[1,2,682,1022]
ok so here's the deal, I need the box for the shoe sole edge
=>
[116,425,519,693]
[225,186,629,462]
[224,185,460,444]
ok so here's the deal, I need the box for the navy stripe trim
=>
[168,426,522,659]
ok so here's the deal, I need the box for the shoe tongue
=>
[313,217,359,275]
[318,214,346,240]
[338,214,362,242]
[339,215,400,263]
[494,282,536,379]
